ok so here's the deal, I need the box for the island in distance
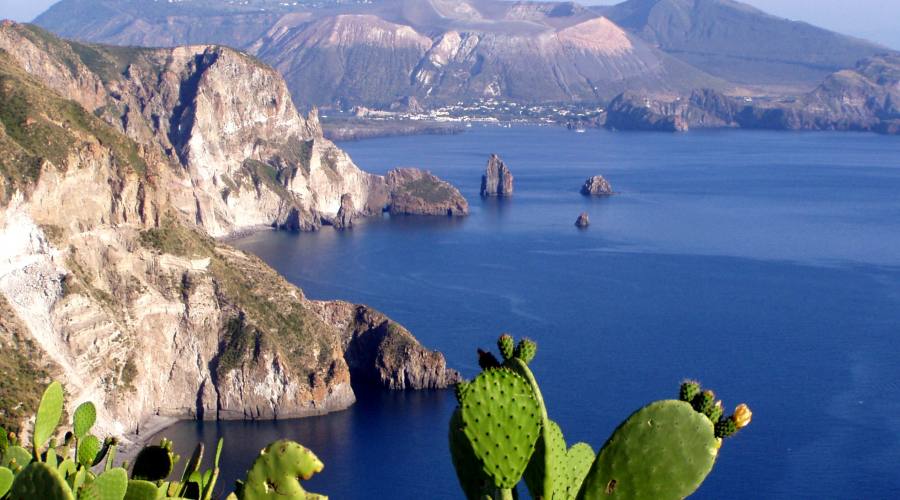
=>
[582,176,614,196]
[481,154,514,197]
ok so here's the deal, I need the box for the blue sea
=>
[155,126,900,498]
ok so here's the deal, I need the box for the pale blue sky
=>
[0,0,898,49]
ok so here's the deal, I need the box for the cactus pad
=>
[10,461,74,500]
[514,338,537,364]
[459,367,542,489]
[239,440,326,499]
[524,419,566,500]
[449,408,491,500]
[498,334,515,361]
[578,400,718,500]
[80,468,128,500]
[3,445,30,470]
[131,444,175,482]
[78,435,102,468]
[0,467,12,497]
[124,479,161,500]
[33,381,64,451]
[558,443,595,500]
[73,402,97,440]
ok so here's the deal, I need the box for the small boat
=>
[575,128,586,133]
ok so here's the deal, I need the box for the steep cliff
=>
[0,24,457,446]
[0,23,387,237]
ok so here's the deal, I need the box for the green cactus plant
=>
[130,440,178,482]
[0,466,13,497]
[77,435,101,469]
[577,400,719,500]
[124,479,161,500]
[497,334,515,361]
[236,440,326,499]
[451,335,753,500]
[33,381,65,457]
[558,443,594,500]
[10,461,74,500]
[513,338,537,364]
[523,419,566,499]
[72,403,97,440]
[80,468,128,500]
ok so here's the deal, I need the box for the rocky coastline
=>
[0,22,460,448]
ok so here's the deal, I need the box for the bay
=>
[156,126,900,498]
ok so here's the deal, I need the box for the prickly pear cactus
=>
[513,338,537,364]
[73,402,97,439]
[0,466,13,497]
[457,368,542,489]
[131,440,177,482]
[80,468,128,500]
[238,440,326,499]
[78,435,102,468]
[523,419,565,500]
[692,390,715,416]
[498,334,515,361]
[124,479,161,500]
[449,408,492,500]
[679,381,700,404]
[558,443,594,500]
[9,461,75,500]
[577,400,718,500]
[3,445,30,470]
[33,381,65,453]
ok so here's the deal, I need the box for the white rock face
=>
[0,23,456,449]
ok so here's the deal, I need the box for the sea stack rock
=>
[581,175,613,196]
[334,193,355,229]
[387,168,469,216]
[575,212,590,228]
[481,154,514,197]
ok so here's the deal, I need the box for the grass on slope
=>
[0,48,148,205]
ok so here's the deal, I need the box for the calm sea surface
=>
[155,126,900,498]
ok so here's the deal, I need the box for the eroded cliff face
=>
[0,24,457,447]
[0,23,388,237]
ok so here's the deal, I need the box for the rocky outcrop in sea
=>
[387,168,469,216]
[581,176,614,196]
[334,193,355,230]
[481,154,514,197]
[575,212,591,228]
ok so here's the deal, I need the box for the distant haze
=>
[588,0,900,49]
[1,0,898,49]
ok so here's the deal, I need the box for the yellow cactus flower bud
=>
[733,404,752,429]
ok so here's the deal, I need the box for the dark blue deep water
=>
[156,126,900,498]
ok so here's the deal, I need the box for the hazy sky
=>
[1,0,898,49]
